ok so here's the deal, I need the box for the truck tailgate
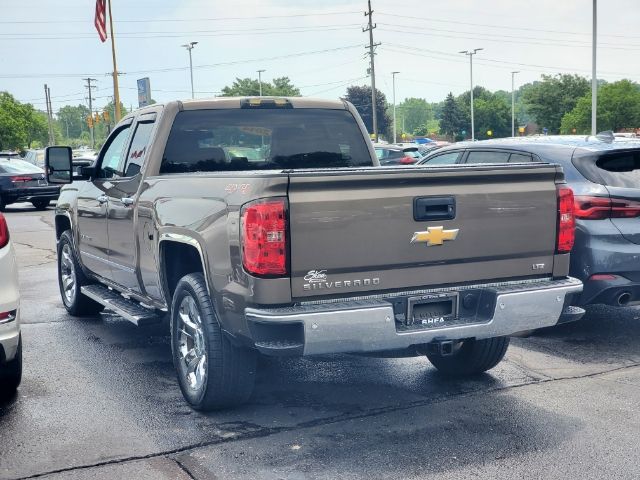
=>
[288,165,560,299]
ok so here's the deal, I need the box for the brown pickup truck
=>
[45,97,583,410]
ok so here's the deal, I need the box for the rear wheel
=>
[171,273,256,410]
[57,231,104,316]
[0,196,6,212]
[425,337,509,376]
[31,199,50,210]
[0,336,22,397]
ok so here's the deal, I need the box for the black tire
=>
[57,230,104,316]
[426,337,510,377]
[171,273,256,411]
[0,196,6,212]
[0,336,22,397]
[31,199,50,210]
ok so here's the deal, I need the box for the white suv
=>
[0,212,21,395]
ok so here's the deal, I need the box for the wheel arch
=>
[158,233,212,302]
[55,213,72,240]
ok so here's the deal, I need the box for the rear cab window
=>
[160,108,373,173]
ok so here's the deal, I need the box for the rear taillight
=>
[10,176,32,183]
[0,213,9,249]
[241,198,288,276]
[557,187,575,253]
[574,196,640,219]
[399,156,417,164]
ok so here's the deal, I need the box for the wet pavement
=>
[1,205,639,479]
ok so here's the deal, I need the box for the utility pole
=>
[44,84,55,146]
[392,71,400,143]
[511,71,519,137]
[364,0,381,142]
[460,48,483,141]
[591,0,598,135]
[84,78,97,149]
[257,69,266,96]
[181,41,198,98]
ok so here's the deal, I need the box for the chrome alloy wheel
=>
[60,243,77,305]
[177,295,207,391]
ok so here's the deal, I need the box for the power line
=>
[0,10,361,24]
[0,44,362,79]
[377,27,640,52]
[377,11,640,40]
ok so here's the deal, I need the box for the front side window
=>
[99,126,131,178]
[160,108,373,173]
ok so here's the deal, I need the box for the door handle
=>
[97,195,108,204]
[121,197,134,207]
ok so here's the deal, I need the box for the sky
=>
[2,0,640,114]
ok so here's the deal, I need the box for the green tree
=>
[397,98,434,135]
[0,92,49,150]
[561,80,640,134]
[522,74,590,133]
[221,76,301,96]
[440,92,464,140]
[57,104,90,139]
[344,85,391,139]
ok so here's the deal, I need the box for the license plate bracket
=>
[406,293,458,329]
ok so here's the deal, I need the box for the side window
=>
[509,152,533,163]
[99,126,131,178]
[424,151,461,165]
[123,121,155,177]
[466,151,511,164]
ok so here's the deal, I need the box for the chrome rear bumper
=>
[245,277,583,356]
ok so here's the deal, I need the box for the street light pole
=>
[511,71,519,137]
[392,71,400,143]
[257,69,266,96]
[181,42,198,99]
[592,0,598,135]
[460,48,483,141]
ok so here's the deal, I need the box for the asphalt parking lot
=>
[1,205,639,480]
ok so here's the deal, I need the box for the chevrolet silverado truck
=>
[45,97,584,411]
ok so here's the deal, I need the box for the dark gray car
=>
[421,136,640,307]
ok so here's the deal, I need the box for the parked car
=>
[46,97,582,410]
[0,151,21,160]
[0,159,61,211]
[420,136,640,307]
[374,144,423,165]
[23,149,46,167]
[0,212,21,396]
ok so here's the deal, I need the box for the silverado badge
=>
[411,226,459,246]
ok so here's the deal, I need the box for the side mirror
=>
[45,146,73,184]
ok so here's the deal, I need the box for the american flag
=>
[94,0,107,42]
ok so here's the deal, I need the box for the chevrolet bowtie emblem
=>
[411,226,459,246]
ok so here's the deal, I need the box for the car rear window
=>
[591,153,640,188]
[160,108,373,173]
[0,160,43,174]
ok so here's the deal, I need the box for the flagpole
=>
[107,0,122,122]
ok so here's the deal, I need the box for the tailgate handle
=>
[413,196,456,221]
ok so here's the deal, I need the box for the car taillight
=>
[10,176,32,183]
[557,187,575,253]
[399,156,417,164]
[241,198,288,276]
[574,196,640,219]
[0,213,9,249]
